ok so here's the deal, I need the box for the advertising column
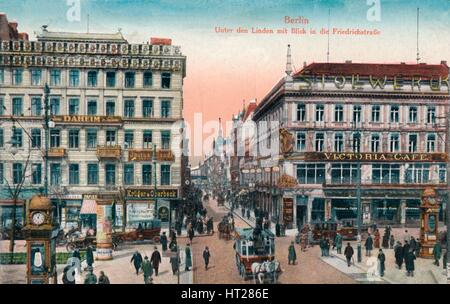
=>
[96,199,113,260]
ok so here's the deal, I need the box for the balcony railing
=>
[96,145,122,159]
[48,148,66,158]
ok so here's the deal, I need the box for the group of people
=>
[130,246,163,284]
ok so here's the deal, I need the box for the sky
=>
[1,0,449,160]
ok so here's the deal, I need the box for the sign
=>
[304,152,447,163]
[128,149,175,162]
[158,206,170,222]
[126,188,179,199]
[127,203,154,222]
[282,198,294,224]
[151,37,172,45]
[52,115,122,124]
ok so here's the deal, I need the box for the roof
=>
[242,101,258,121]
[293,62,449,80]
[235,228,275,240]
[37,30,127,42]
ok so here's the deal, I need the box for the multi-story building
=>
[0,16,186,230]
[252,45,449,229]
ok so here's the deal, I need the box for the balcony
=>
[48,148,66,158]
[96,145,122,160]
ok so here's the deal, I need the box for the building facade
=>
[252,49,449,228]
[0,19,186,230]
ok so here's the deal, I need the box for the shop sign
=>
[304,152,447,163]
[52,115,122,124]
[127,203,155,222]
[282,198,294,224]
[126,189,179,199]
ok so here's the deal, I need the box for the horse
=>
[251,260,280,284]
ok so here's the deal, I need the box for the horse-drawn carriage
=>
[217,214,234,240]
[234,227,281,284]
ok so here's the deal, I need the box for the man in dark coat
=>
[433,242,442,266]
[405,249,416,277]
[160,232,168,252]
[319,237,326,256]
[241,207,245,218]
[344,243,354,267]
[394,241,404,269]
[377,249,386,277]
[203,246,211,270]
[403,240,410,265]
[188,228,195,244]
[288,241,297,265]
[246,209,251,220]
[365,234,374,257]
[275,222,281,237]
[98,271,110,284]
[130,250,143,275]
[142,256,153,283]
[170,246,180,275]
[84,266,97,284]
[150,246,162,276]
[86,245,94,268]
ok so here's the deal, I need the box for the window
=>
[12,97,23,116]
[143,130,153,149]
[12,69,23,85]
[409,106,417,123]
[0,129,3,147]
[69,70,80,87]
[296,164,326,184]
[87,164,99,185]
[353,105,362,123]
[124,130,134,149]
[390,105,399,123]
[371,134,380,152]
[106,130,116,146]
[161,164,171,185]
[372,164,400,184]
[50,70,61,86]
[161,100,171,118]
[161,72,171,88]
[408,134,418,152]
[32,164,41,185]
[106,101,115,116]
[334,133,344,152]
[105,164,116,185]
[106,72,116,87]
[296,132,306,151]
[142,164,152,185]
[334,105,344,122]
[0,69,4,84]
[0,97,4,115]
[161,131,171,149]
[315,105,324,122]
[11,127,22,148]
[31,69,42,86]
[390,133,400,152]
[87,100,97,115]
[427,134,436,152]
[0,163,3,184]
[86,129,97,149]
[296,104,306,121]
[123,164,134,185]
[125,72,135,88]
[352,133,361,152]
[427,106,436,124]
[50,97,60,115]
[143,71,153,87]
[372,105,380,122]
[50,129,61,148]
[31,97,42,116]
[50,163,61,185]
[142,99,153,117]
[68,98,79,115]
[439,164,446,183]
[405,164,430,184]
[13,163,23,184]
[124,100,135,118]
[331,164,358,184]
[87,71,98,87]
[31,129,41,148]
[315,133,324,152]
[68,129,79,149]
[69,164,80,185]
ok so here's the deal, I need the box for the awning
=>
[80,199,97,215]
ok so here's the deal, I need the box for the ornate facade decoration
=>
[279,128,294,155]
[277,174,298,189]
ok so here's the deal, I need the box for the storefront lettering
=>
[312,152,446,163]
[125,189,178,199]
[53,115,122,124]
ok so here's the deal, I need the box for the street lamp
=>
[43,83,50,197]
[352,122,362,263]
[153,143,158,219]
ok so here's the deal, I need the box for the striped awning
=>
[80,199,98,215]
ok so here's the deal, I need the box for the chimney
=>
[345,60,352,64]
[9,20,18,32]
[303,61,307,68]
[285,44,292,76]
[400,62,406,65]
[441,60,448,66]
[19,32,29,41]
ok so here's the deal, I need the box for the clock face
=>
[32,212,45,225]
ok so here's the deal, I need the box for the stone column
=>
[400,199,407,226]
[307,196,313,224]
[95,199,114,261]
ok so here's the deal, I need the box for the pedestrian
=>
[130,250,143,275]
[374,229,381,249]
[241,207,245,218]
[325,238,331,256]
[389,234,395,249]
[365,233,374,257]
[335,233,343,254]
[275,222,281,237]
[84,266,97,284]
[188,227,195,244]
[377,249,385,277]
[72,249,82,274]
[246,209,251,220]
[394,241,404,269]
[160,232,168,252]
[170,228,177,242]
[301,233,307,252]
[319,237,326,256]
[98,271,110,284]
[433,242,442,266]
[170,246,180,275]
[185,244,192,271]
[405,249,416,277]
[150,246,162,276]
[443,248,447,270]
[307,228,313,247]
[142,256,153,284]
[203,246,211,270]
[415,238,421,257]
[344,243,354,267]
[62,263,76,284]
[86,245,94,269]
[409,237,417,256]
[288,241,297,265]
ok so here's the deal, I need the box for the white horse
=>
[251,260,280,284]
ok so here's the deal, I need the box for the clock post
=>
[22,195,59,284]
[419,187,440,259]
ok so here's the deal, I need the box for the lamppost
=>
[43,84,50,197]
[353,123,362,263]
[153,143,158,219]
